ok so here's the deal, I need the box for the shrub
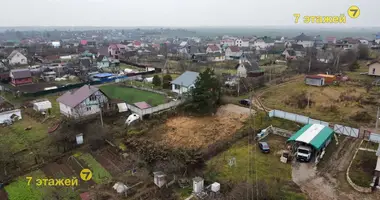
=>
[152,75,161,86]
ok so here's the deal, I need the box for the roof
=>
[57,85,100,108]
[367,60,380,66]
[80,40,88,45]
[291,44,305,51]
[10,68,32,79]
[287,124,334,150]
[171,71,199,87]
[294,33,313,41]
[134,101,151,109]
[207,45,220,51]
[97,47,109,56]
[93,73,113,78]
[228,46,241,52]
[286,49,296,56]
[235,60,261,72]
[7,50,24,59]
[305,75,325,79]
[33,100,52,109]
[316,74,335,78]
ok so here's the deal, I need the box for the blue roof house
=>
[171,71,199,95]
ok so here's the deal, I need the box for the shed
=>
[287,124,334,151]
[305,75,325,86]
[33,100,52,112]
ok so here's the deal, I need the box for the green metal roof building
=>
[287,124,334,150]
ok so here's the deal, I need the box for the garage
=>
[287,124,334,163]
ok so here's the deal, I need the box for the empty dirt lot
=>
[146,104,252,149]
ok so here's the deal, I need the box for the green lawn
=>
[204,134,306,199]
[100,85,166,106]
[0,115,49,152]
[77,153,112,184]
[349,150,377,187]
[5,170,53,200]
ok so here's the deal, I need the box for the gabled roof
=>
[10,68,31,79]
[97,47,109,56]
[235,60,260,72]
[171,71,199,87]
[367,60,380,66]
[57,85,100,108]
[207,45,220,52]
[291,44,305,51]
[228,46,241,52]
[7,50,24,60]
[294,33,313,41]
[96,55,107,62]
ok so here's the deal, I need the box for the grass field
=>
[0,115,49,152]
[100,85,166,106]
[77,153,112,184]
[349,150,377,187]
[204,134,306,199]
[5,170,53,200]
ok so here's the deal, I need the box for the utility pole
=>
[376,107,379,130]
[97,97,104,127]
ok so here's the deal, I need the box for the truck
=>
[296,145,312,162]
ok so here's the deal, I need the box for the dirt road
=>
[292,137,380,200]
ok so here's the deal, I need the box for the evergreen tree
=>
[162,74,172,89]
[152,75,162,86]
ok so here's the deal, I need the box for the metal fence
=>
[333,124,359,138]
[268,110,329,126]
[369,133,380,143]
[128,100,185,118]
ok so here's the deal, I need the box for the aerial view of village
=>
[1,0,380,200]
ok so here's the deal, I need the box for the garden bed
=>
[349,150,377,187]
[76,153,112,184]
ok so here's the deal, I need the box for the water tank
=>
[211,182,220,192]
[193,177,204,194]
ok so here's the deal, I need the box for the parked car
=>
[239,99,251,106]
[258,142,270,153]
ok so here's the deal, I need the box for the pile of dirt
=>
[150,104,250,149]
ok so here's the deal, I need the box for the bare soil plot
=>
[259,76,378,126]
[145,104,251,149]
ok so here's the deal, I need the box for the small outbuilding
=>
[33,100,52,112]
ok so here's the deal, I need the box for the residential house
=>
[316,50,334,63]
[42,69,57,82]
[358,38,369,45]
[282,49,297,60]
[368,60,380,76]
[171,71,199,95]
[9,69,32,86]
[206,45,221,54]
[206,53,226,62]
[294,33,314,48]
[225,46,242,60]
[235,58,263,78]
[96,55,110,69]
[7,50,27,65]
[289,43,306,57]
[235,39,250,47]
[56,85,109,118]
[336,38,359,51]
[108,44,128,59]
[220,39,235,47]
[325,37,337,44]
[376,34,380,44]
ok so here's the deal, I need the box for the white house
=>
[252,39,269,49]
[51,41,61,48]
[206,45,221,53]
[56,85,109,118]
[235,39,249,47]
[294,33,315,48]
[220,39,235,47]
[225,46,242,60]
[7,50,27,65]
[171,71,199,95]
[368,60,380,76]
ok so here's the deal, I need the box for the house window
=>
[86,107,91,111]
[175,84,180,90]
[89,95,97,101]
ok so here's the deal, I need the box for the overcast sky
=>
[0,0,379,27]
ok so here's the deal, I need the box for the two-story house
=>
[225,46,242,60]
[235,39,250,47]
[294,33,315,48]
[96,55,110,69]
[9,68,33,86]
[108,44,128,59]
[236,58,264,78]
[56,85,109,118]
[7,50,28,65]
